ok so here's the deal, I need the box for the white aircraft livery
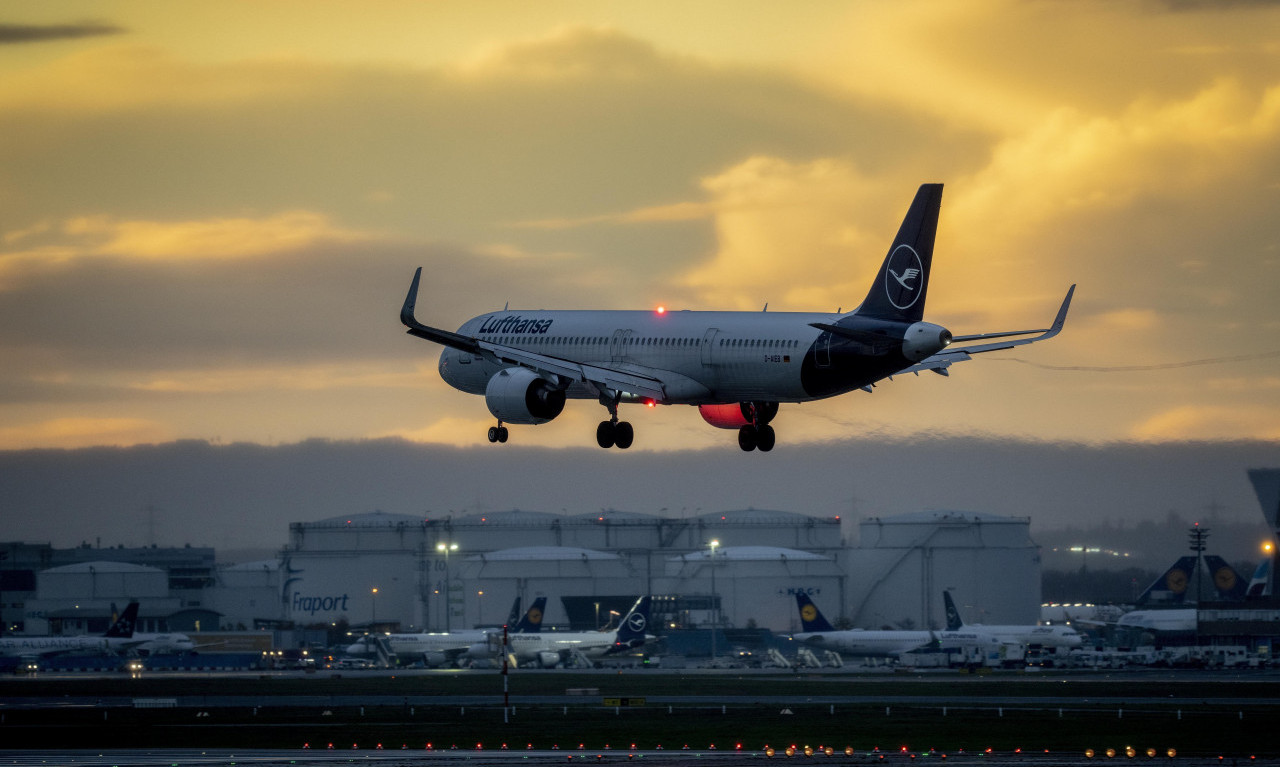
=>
[943,591,1082,649]
[400,184,1074,450]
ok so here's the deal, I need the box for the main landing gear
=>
[596,393,633,450]
[487,421,509,443]
[737,401,778,452]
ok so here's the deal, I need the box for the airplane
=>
[0,602,138,658]
[129,631,197,655]
[942,591,1082,649]
[344,596,546,667]
[789,593,998,658]
[1134,556,1197,606]
[474,595,653,668]
[399,183,1075,451]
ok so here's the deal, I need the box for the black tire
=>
[497,427,509,443]
[487,426,499,443]
[737,425,757,451]
[596,421,615,449]
[756,424,775,452]
[614,421,634,449]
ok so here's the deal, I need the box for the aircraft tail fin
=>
[942,591,965,631]
[610,595,652,651]
[854,184,943,323]
[1204,555,1248,601]
[505,597,522,627]
[1247,558,1271,598]
[104,602,139,638]
[512,597,547,634]
[1135,556,1197,606]
[795,592,837,633]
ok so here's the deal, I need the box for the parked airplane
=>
[790,593,997,658]
[478,595,653,667]
[400,183,1074,450]
[0,602,138,658]
[345,596,546,667]
[1134,556,1197,606]
[942,591,1082,648]
[129,631,197,655]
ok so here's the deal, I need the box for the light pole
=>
[477,590,485,628]
[371,587,378,626]
[708,539,720,661]
[436,542,458,632]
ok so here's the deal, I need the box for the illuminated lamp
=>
[656,306,666,315]
[1147,748,1157,758]
[1167,749,1177,758]
[845,747,855,756]
[1125,746,1136,758]
[1085,751,1095,760]
[765,747,775,757]
[1106,748,1116,758]
[804,745,814,756]
[785,746,796,757]
[825,747,835,756]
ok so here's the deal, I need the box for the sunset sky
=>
[2,1,1278,452]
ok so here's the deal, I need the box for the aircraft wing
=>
[400,268,671,402]
[898,285,1074,376]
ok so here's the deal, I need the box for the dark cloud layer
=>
[1,436,1273,563]
[0,22,124,45]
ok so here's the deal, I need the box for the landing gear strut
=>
[737,402,777,453]
[487,421,509,444]
[596,393,633,449]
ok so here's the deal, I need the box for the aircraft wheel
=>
[756,424,775,452]
[596,420,616,449]
[737,425,757,451]
[487,426,499,443]
[497,426,509,443]
[614,421,634,449]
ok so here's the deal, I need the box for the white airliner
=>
[345,597,547,667]
[790,593,998,658]
[472,596,653,668]
[0,603,138,658]
[399,183,1075,450]
[943,591,1082,649]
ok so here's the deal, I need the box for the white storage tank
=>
[847,511,1040,630]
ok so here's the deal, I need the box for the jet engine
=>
[901,322,952,362]
[537,651,562,668]
[485,367,566,424]
[698,401,778,429]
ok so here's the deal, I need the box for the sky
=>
[1,1,1279,452]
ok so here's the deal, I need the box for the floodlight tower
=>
[1188,523,1209,605]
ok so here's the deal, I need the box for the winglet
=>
[400,267,424,330]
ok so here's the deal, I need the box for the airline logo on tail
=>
[885,245,924,310]
[610,596,652,652]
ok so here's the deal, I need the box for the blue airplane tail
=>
[1135,556,1196,606]
[611,596,652,651]
[795,592,837,633]
[104,602,139,638]
[512,597,547,633]
[855,184,942,323]
[1203,555,1248,601]
[942,591,965,631]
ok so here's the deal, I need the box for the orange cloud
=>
[0,417,171,450]
[1130,404,1280,441]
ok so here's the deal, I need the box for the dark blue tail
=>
[942,591,965,631]
[855,184,942,323]
[104,602,138,638]
[795,592,836,633]
[1204,555,1248,601]
[512,597,547,633]
[611,596,652,651]
[1135,556,1196,606]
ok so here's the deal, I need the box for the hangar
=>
[280,508,1039,633]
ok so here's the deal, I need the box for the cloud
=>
[0,417,168,450]
[0,22,124,45]
[1131,404,1280,441]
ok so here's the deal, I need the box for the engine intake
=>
[485,367,566,424]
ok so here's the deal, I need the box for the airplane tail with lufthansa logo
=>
[511,596,548,634]
[854,183,943,323]
[795,592,837,633]
[609,595,652,652]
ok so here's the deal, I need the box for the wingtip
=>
[400,267,423,329]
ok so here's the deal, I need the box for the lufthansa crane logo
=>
[800,604,818,623]
[1214,567,1237,591]
[627,611,647,633]
[527,607,543,625]
[884,244,924,311]
[1166,568,1188,594]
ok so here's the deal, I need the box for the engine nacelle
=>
[537,651,562,668]
[485,367,567,424]
[901,322,952,362]
[698,402,778,430]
